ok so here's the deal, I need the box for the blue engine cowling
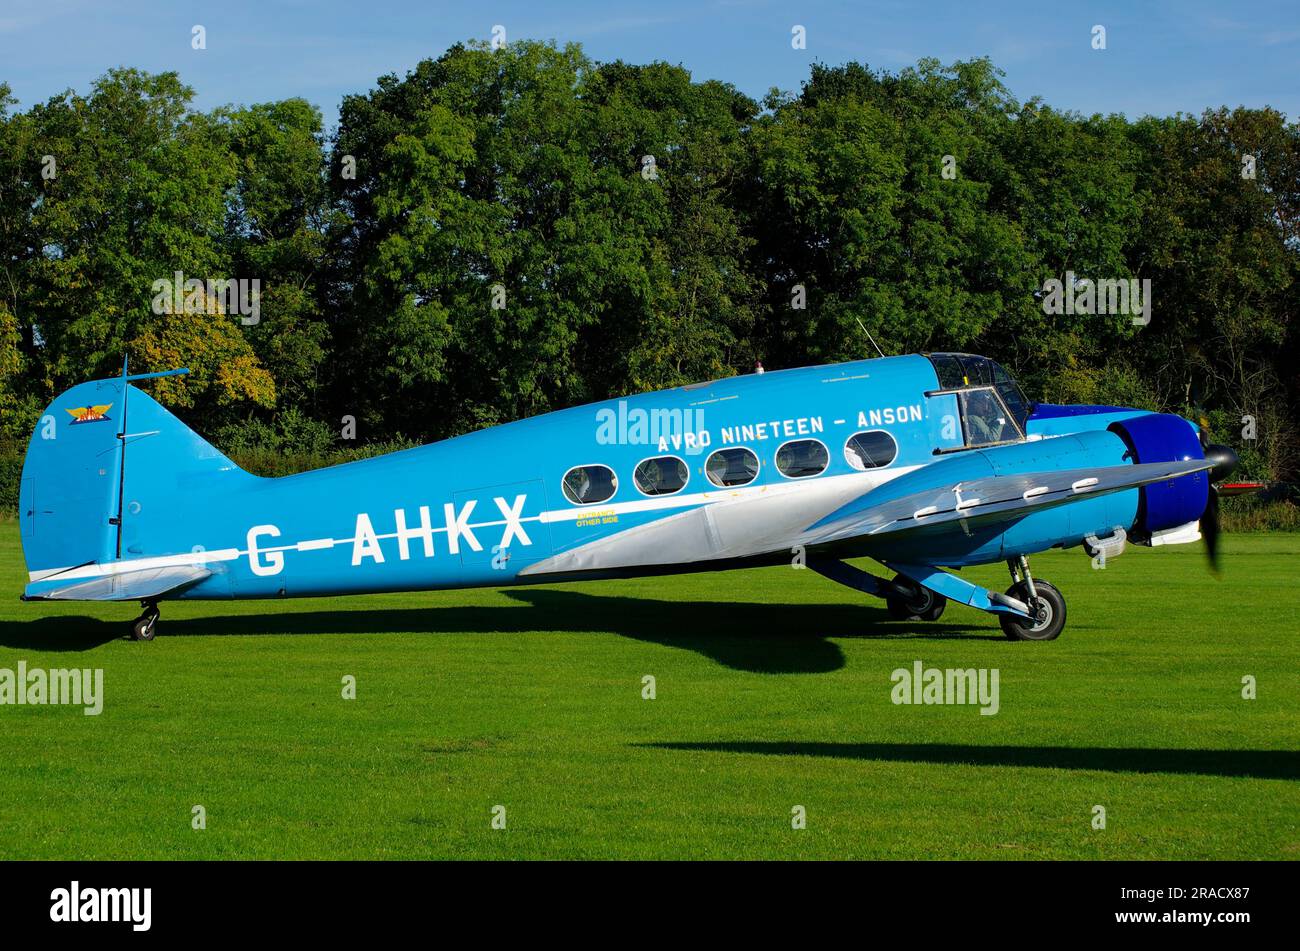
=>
[1107,413,1209,539]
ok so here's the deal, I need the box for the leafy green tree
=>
[219,99,332,411]
[1,69,277,434]
[579,61,761,393]
[0,48,1295,490]
[330,41,761,440]
[1125,108,1300,477]
[747,59,1035,371]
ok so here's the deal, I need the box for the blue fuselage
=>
[21,354,1190,602]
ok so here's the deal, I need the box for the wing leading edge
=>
[799,459,1213,547]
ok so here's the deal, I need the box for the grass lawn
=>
[0,520,1296,860]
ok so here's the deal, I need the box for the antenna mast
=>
[854,317,887,359]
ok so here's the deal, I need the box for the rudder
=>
[19,376,253,593]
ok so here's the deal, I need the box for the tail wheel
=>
[886,575,947,622]
[999,580,1066,641]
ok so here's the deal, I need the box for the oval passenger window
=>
[561,465,618,505]
[844,431,898,470]
[634,456,689,496]
[775,439,829,478]
[705,448,759,487]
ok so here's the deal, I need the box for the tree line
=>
[1,40,1296,489]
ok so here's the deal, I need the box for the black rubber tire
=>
[999,580,1066,641]
[886,575,948,622]
[132,611,158,642]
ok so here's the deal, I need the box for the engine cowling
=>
[1107,413,1209,540]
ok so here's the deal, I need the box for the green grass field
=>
[0,521,1296,860]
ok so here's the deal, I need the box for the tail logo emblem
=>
[65,404,113,424]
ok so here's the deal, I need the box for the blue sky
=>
[2,0,1297,128]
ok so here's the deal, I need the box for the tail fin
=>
[19,376,252,595]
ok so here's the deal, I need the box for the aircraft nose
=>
[1203,443,1238,483]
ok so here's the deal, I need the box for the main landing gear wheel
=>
[132,602,160,642]
[886,575,947,622]
[999,580,1066,641]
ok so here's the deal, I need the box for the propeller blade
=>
[1193,422,1232,572]
[1202,486,1221,573]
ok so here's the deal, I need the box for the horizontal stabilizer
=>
[25,565,211,602]
[801,459,1213,546]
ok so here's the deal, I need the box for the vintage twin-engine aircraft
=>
[19,353,1238,641]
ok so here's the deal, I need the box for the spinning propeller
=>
[1198,426,1239,572]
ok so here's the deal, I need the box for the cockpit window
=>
[959,354,994,386]
[959,389,1019,447]
[926,352,1031,433]
[990,363,1030,431]
[930,353,967,389]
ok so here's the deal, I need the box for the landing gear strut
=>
[132,601,160,641]
[999,556,1066,641]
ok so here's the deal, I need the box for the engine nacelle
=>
[1108,413,1209,540]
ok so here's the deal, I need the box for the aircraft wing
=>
[800,459,1213,546]
[23,564,211,602]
